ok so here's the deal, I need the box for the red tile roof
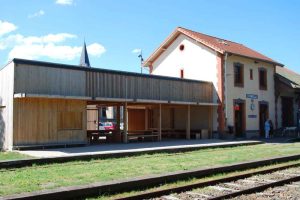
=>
[144,27,283,66]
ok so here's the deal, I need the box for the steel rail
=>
[115,163,300,200]
[209,175,300,200]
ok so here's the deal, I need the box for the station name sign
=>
[246,94,258,99]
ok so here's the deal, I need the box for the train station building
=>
[0,27,299,150]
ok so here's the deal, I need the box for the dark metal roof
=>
[12,58,212,84]
[79,42,91,67]
[275,66,300,89]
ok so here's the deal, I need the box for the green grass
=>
[1,143,300,196]
[0,151,31,161]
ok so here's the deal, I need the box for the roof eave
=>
[227,52,284,67]
[143,28,225,67]
[143,28,180,67]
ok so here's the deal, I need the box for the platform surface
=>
[16,139,264,158]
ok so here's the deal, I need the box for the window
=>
[250,69,253,80]
[234,63,244,87]
[259,68,267,90]
[180,69,184,78]
[179,44,185,51]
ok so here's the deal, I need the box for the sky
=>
[0,0,299,74]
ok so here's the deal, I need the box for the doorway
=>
[259,102,269,136]
[281,97,294,127]
[87,107,99,131]
[234,100,245,137]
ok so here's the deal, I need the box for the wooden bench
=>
[282,127,298,137]
[158,129,209,139]
[127,130,159,142]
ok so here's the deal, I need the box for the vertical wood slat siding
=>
[14,64,86,96]
[86,71,213,102]
[14,64,213,103]
[13,98,87,146]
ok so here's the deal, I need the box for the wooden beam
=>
[123,102,128,143]
[169,101,197,105]
[95,97,134,102]
[186,105,191,140]
[14,93,92,100]
[158,104,162,141]
[197,102,219,106]
[135,99,168,104]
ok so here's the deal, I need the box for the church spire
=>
[79,41,91,67]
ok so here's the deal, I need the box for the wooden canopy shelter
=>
[0,58,217,150]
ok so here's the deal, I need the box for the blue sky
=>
[0,0,299,73]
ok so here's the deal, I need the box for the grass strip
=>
[0,143,300,196]
[0,151,32,161]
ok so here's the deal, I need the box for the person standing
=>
[265,119,270,139]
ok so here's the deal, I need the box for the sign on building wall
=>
[246,94,257,112]
[246,94,258,99]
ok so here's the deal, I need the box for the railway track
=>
[116,165,300,200]
[158,166,300,200]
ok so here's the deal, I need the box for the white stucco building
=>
[144,27,284,138]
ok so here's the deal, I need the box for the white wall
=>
[225,55,276,132]
[0,62,15,150]
[152,34,218,131]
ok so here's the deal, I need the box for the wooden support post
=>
[145,108,149,130]
[116,105,120,132]
[158,104,162,141]
[123,102,128,143]
[208,106,212,138]
[186,105,191,140]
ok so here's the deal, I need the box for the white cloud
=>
[8,42,106,61]
[4,34,105,61]
[9,44,80,60]
[132,48,141,54]
[0,33,76,50]
[41,33,76,43]
[0,20,105,61]
[87,43,106,57]
[55,0,73,5]
[0,20,17,37]
[28,10,45,19]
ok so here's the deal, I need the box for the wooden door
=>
[128,109,146,131]
[234,102,245,137]
[87,109,98,130]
